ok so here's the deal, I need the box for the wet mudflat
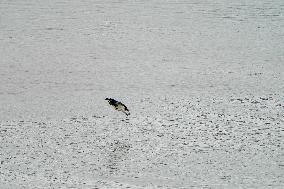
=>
[1,95,283,188]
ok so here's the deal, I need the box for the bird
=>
[105,98,130,116]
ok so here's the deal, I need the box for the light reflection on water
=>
[0,0,283,120]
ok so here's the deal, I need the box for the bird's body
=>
[105,98,130,116]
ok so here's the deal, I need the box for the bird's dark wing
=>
[109,99,118,106]
[122,104,129,111]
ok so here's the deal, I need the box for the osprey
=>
[105,98,130,116]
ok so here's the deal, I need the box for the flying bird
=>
[105,98,130,116]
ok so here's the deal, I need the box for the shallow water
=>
[0,0,283,188]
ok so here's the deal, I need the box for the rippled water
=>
[0,0,283,120]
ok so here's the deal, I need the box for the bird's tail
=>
[123,110,130,116]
